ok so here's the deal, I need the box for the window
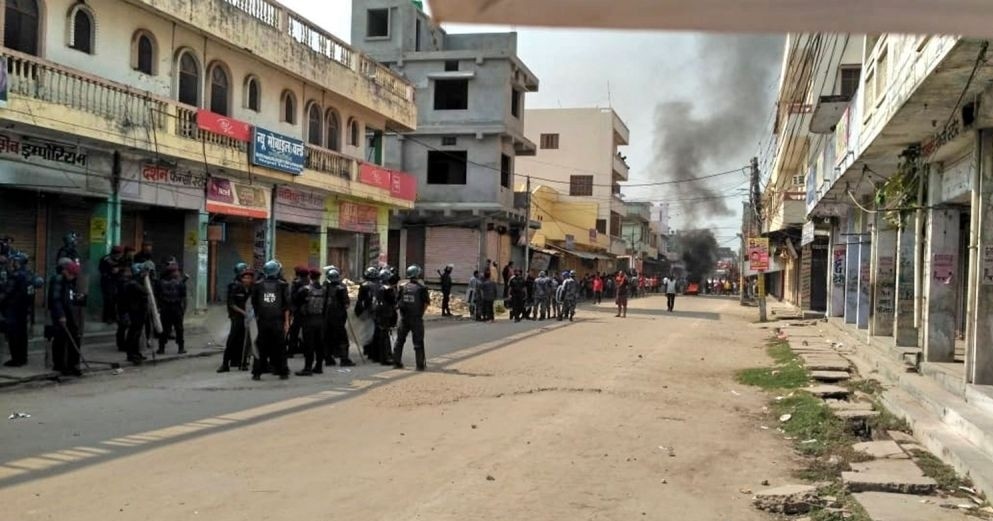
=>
[415,18,422,51]
[325,110,340,151]
[501,154,512,188]
[540,133,559,149]
[244,76,261,112]
[511,89,521,118]
[177,51,200,106]
[306,102,323,146]
[367,9,390,38]
[610,213,623,237]
[434,79,468,110]
[839,67,861,99]
[427,151,467,185]
[569,175,594,197]
[281,90,297,124]
[864,69,876,113]
[444,60,459,72]
[596,219,607,235]
[5,0,39,55]
[69,7,94,54]
[132,31,156,75]
[441,136,457,146]
[208,63,230,116]
[875,51,888,106]
[792,174,805,187]
[347,118,360,147]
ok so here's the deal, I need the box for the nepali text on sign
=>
[251,127,305,175]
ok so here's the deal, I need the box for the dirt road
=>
[3,295,793,520]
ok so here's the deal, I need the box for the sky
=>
[281,0,784,246]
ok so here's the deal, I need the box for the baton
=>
[61,323,92,371]
[345,316,366,364]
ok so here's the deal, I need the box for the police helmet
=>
[325,267,341,283]
[142,260,156,274]
[538,271,546,277]
[64,232,79,245]
[262,260,281,279]
[569,270,577,278]
[31,276,45,289]
[363,266,380,281]
[233,262,249,276]
[379,268,393,283]
[132,262,146,275]
[406,264,422,279]
[10,252,27,266]
[561,270,570,279]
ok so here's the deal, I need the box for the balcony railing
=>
[4,49,362,185]
[223,0,279,28]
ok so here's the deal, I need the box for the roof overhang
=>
[429,0,993,38]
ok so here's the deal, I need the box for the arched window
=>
[68,6,94,54]
[5,0,40,56]
[244,76,260,112]
[347,118,360,147]
[131,31,156,75]
[306,102,322,146]
[177,51,200,106]
[281,90,297,124]
[325,109,341,151]
[208,63,230,116]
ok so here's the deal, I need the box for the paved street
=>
[1,295,794,520]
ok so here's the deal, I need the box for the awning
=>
[529,246,560,257]
[549,244,613,261]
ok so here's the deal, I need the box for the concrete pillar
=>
[967,130,993,384]
[894,215,919,346]
[252,220,269,271]
[183,211,208,313]
[828,223,846,317]
[87,199,114,315]
[856,210,871,330]
[375,206,389,267]
[870,216,897,337]
[922,202,960,363]
[844,212,859,324]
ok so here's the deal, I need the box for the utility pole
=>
[524,174,531,274]
[750,157,768,322]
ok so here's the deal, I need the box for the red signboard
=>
[339,201,378,233]
[359,163,417,201]
[206,177,270,219]
[196,110,252,142]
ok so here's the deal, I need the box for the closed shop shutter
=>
[426,227,478,284]
[120,210,139,249]
[142,208,187,266]
[0,189,39,264]
[406,226,426,268]
[388,230,400,268]
[48,195,94,268]
[276,228,312,272]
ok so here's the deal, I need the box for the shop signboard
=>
[338,201,378,234]
[206,177,270,219]
[747,237,769,272]
[251,127,305,175]
[360,163,418,201]
[0,132,110,195]
[196,110,252,142]
[801,220,815,247]
[390,171,417,201]
[274,185,324,226]
[118,162,203,209]
[358,163,392,190]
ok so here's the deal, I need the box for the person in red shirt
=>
[614,271,629,318]
[592,274,604,304]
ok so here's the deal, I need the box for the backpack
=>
[303,285,325,317]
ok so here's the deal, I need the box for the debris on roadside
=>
[8,412,31,420]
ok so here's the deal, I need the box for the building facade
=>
[0,0,417,316]
[516,107,631,257]
[350,0,539,286]
[524,184,614,275]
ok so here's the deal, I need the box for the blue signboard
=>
[251,127,305,175]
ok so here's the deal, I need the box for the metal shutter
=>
[425,227,478,284]
[276,228,312,271]
[0,189,38,264]
[142,208,187,267]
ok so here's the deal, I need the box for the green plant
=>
[735,340,809,390]
[910,450,970,491]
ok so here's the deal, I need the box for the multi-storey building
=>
[350,0,539,286]
[524,184,614,275]
[0,0,417,314]
[620,201,659,274]
[516,107,631,258]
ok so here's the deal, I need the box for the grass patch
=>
[805,483,872,521]
[867,407,910,433]
[772,393,853,457]
[910,450,970,491]
[846,378,884,396]
[736,341,809,390]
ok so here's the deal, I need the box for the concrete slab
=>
[854,492,977,521]
[843,459,938,494]
[852,441,910,460]
[811,370,852,382]
[752,484,819,515]
[888,431,918,444]
[802,360,852,372]
[826,400,875,411]
[804,385,850,398]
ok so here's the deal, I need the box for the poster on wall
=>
[984,246,993,285]
[338,201,378,233]
[747,237,769,272]
[932,253,955,283]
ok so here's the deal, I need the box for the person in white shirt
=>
[662,276,678,312]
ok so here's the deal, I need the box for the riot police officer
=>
[219,263,253,373]
[534,271,551,321]
[55,232,81,266]
[156,266,187,355]
[286,266,309,358]
[508,268,527,322]
[2,253,33,367]
[557,270,579,322]
[323,266,354,367]
[393,265,430,371]
[294,268,326,376]
[49,260,84,376]
[374,267,398,366]
[355,266,381,362]
[251,260,291,381]
[98,246,123,324]
[122,262,152,365]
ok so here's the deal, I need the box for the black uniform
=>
[55,245,80,265]
[3,266,31,366]
[286,275,307,356]
[324,281,351,365]
[98,254,121,323]
[438,269,453,316]
[223,279,251,370]
[157,275,186,354]
[49,274,83,374]
[355,279,379,361]
[115,274,130,352]
[374,281,398,365]
[294,281,326,374]
[251,278,291,378]
[393,279,430,370]
[508,275,527,322]
[122,276,150,363]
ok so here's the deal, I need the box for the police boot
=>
[392,346,404,369]
[415,349,426,371]
[177,343,187,355]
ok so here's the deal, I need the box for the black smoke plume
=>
[679,229,719,284]
[651,35,783,220]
